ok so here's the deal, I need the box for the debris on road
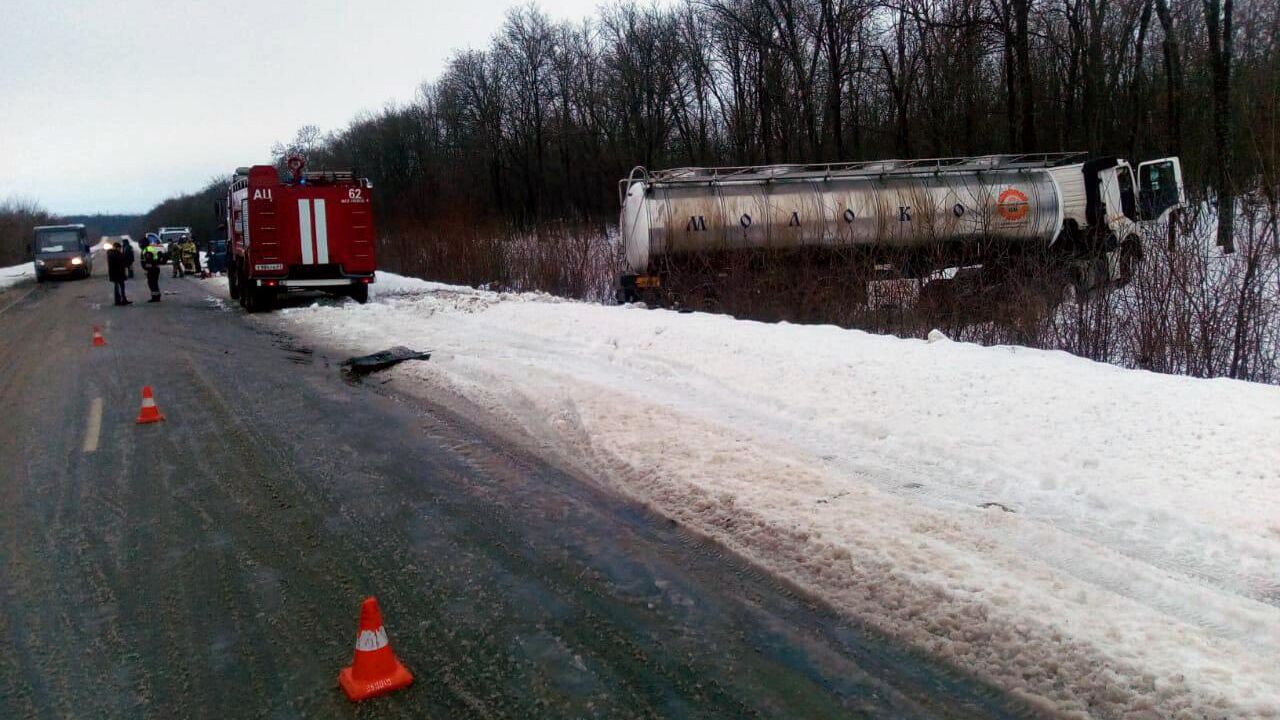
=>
[341,346,430,375]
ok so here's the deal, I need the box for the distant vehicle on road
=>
[31,224,94,281]
[220,156,376,312]
[158,226,191,250]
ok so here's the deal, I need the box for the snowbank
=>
[276,272,1280,718]
[0,262,33,290]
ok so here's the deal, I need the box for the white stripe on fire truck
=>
[314,199,330,264]
[297,199,314,264]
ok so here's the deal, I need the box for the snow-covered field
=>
[249,272,1278,718]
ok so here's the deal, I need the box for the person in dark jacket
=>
[106,242,131,305]
[122,238,135,278]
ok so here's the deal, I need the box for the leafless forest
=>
[0,199,57,267]
[301,0,1274,236]
[9,0,1279,379]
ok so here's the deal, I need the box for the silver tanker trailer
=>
[617,152,1185,303]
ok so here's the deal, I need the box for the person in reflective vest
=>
[142,243,163,302]
[179,236,199,276]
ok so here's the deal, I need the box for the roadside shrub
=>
[385,200,1279,384]
[0,197,57,267]
[380,215,622,302]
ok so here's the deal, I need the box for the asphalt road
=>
[0,265,1031,719]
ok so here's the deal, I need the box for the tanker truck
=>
[617,152,1185,304]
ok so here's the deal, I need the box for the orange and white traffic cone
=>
[135,386,165,424]
[338,597,413,701]
[92,326,106,347]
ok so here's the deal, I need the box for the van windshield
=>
[36,230,82,254]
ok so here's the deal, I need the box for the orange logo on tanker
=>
[997,188,1029,221]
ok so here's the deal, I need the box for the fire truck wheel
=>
[1117,235,1143,286]
[258,288,275,311]
[244,285,274,313]
[228,265,241,300]
[349,284,368,304]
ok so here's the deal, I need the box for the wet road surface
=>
[0,268,1031,718]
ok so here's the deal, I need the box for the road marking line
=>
[83,397,103,453]
[0,284,38,316]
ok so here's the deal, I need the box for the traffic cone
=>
[92,326,106,347]
[135,386,165,424]
[338,597,413,701]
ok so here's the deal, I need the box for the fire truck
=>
[222,157,376,312]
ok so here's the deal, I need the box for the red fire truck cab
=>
[224,158,376,311]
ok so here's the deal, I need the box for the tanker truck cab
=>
[223,156,376,312]
[1054,156,1184,287]
[1136,158,1185,223]
[1069,156,1184,239]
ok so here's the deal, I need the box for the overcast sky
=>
[0,0,604,215]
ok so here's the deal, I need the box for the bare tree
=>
[1204,0,1236,251]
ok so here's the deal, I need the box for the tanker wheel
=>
[1069,254,1109,303]
[1117,236,1143,286]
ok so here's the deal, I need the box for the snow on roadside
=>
[1,262,33,290]
[276,271,1280,718]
